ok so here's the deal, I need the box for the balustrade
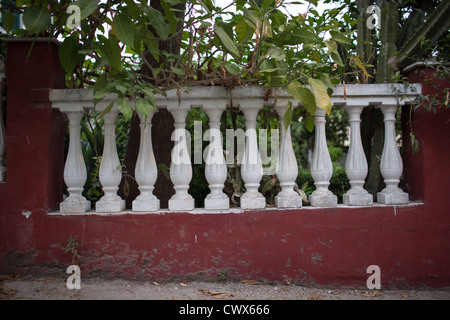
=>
[60,111,91,213]
[204,104,230,210]
[49,84,420,214]
[309,107,338,207]
[239,101,266,210]
[167,104,195,211]
[275,101,302,208]
[377,104,409,204]
[132,111,160,212]
[95,103,126,212]
[343,104,373,206]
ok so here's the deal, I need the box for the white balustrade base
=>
[60,198,91,214]
[96,198,125,212]
[343,188,373,206]
[309,190,338,208]
[240,193,266,209]
[132,198,160,212]
[205,195,229,210]
[169,197,195,211]
[275,191,302,208]
[377,188,409,205]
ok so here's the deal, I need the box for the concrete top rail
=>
[49,83,422,112]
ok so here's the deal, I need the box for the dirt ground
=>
[1,274,449,300]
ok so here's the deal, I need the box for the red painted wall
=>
[0,42,449,288]
[2,40,65,215]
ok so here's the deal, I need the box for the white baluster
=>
[275,102,302,208]
[132,111,160,212]
[168,106,195,211]
[309,107,337,207]
[60,111,91,213]
[240,103,266,209]
[377,104,409,204]
[95,109,125,212]
[204,106,229,210]
[0,79,5,183]
[343,105,373,206]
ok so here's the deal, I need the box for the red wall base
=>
[1,203,449,288]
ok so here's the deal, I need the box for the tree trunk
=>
[118,112,141,208]
[361,106,385,200]
[151,108,175,208]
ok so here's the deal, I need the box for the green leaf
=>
[262,15,273,38]
[269,48,286,62]
[324,40,338,52]
[214,24,240,57]
[73,0,100,20]
[259,59,278,73]
[97,101,114,120]
[317,73,332,89]
[410,132,419,154]
[330,51,344,67]
[22,6,51,34]
[283,101,293,131]
[329,29,350,43]
[308,78,332,114]
[170,66,184,76]
[268,61,288,86]
[293,28,321,44]
[325,40,344,67]
[16,0,31,6]
[164,0,185,5]
[124,0,140,19]
[160,0,178,34]
[236,19,253,43]
[354,55,373,78]
[58,36,83,73]
[115,83,128,94]
[117,97,133,121]
[3,11,15,33]
[224,62,241,75]
[146,7,170,40]
[141,88,157,109]
[103,35,122,71]
[158,163,170,180]
[236,0,246,11]
[112,14,135,49]
[305,115,315,132]
[135,98,152,117]
[93,73,107,105]
[287,81,316,116]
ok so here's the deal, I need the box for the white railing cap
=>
[50,83,422,112]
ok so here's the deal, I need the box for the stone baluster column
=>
[168,105,195,211]
[60,111,91,213]
[204,105,229,210]
[240,103,266,209]
[309,107,337,207]
[132,111,160,212]
[377,104,409,204]
[274,102,302,208]
[95,108,125,212]
[343,105,373,206]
